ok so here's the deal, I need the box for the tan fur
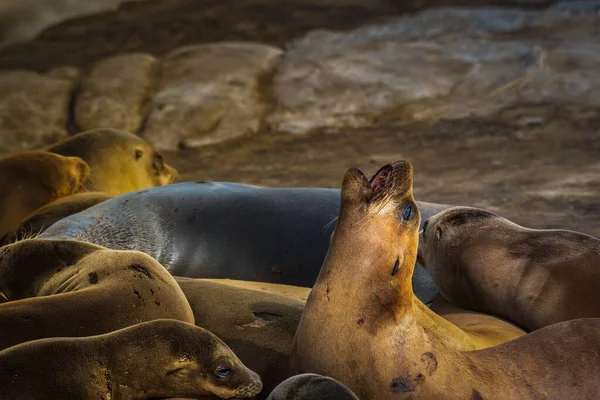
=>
[208,279,311,301]
[176,278,305,399]
[3,192,114,245]
[0,319,262,400]
[291,161,600,399]
[47,129,180,194]
[0,151,90,240]
[418,206,600,331]
[0,238,194,351]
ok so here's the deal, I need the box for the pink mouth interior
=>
[369,165,393,198]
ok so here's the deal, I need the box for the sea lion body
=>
[47,128,180,194]
[176,278,307,398]
[3,192,113,244]
[292,161,600,399]
[0,319,263,400]
[0,151,90,239]
[418,206,600,331]
[0,239,194,351]
[41,182,452,302]
[267,374,359,400]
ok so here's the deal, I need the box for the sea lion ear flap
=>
[341,167,371,204]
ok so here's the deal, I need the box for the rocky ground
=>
[1,0,599,237]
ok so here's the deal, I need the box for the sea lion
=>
[2,191,113,245]
[267,374,359,400]
[0,238,194,351]
[40,182,453,303]
[291,161,600,399]
[418,206,600,331]
[0,151,90,240]
[176,277,306,399]
[0,319,263,400]
[47,128,180,194]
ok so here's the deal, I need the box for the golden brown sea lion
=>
[0,151,90,240]
[2,192,114,245]
[291,161,600,399]
[0,238,194,351]
[0,319,263,400]
[176,278,306,399]
[267,374,359,400]
[418,206,600,331]
[47,128,180,194]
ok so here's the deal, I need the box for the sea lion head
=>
[417,206,500,301]
[267,374,359,400]
[125,319,263,399]
[326,160,421,316]
[47,129,180,194]
[0,152,90,239]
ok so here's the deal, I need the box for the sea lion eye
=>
[134,149,144,160]
[402,204,414,221]
[216,367,232,378]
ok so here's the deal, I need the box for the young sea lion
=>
[0,319,263,400]
[267,374,359,400]
[291,161,600,399]
[0,151,90,240]
[418,206,600,331]
[2,191,114,245]
[47,128,180,194]
[0,238,194,351]
[176,278,306,399]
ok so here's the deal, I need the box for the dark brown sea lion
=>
[47,128,180,194]
[418,206,600,331]
[0,238,194,351]
[176,278,306,399]
[0,319,262,400]
[2,192,113,245]
[291,161,600,399]
[0,151,90,240]
[267,374,359,400]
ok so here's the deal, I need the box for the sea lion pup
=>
[47,128,180,194]
[0,319,263,400]
[2,192,114,245]
[267,374,359,400]
[418,206,600,332]
[0,151,90,240]
[176,278,306,399]
[0,238,194,351]
[291,161,600,399]
[40,182,454,304]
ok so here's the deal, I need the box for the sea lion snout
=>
[341,161,414,205]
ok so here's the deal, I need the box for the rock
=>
[268,1,600,134]
[75,53,157,133]
[141,42,282,151]
[0,68,79,155]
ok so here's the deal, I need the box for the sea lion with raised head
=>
[176,277,307,398]
[418,206,600,331]
[47,128,180,194]
[0,238,194,351]
[267,374,359,400]
[0,319,262,400]
[2,192,114,245]
[40,182,453,304]
[0,151,90,240]
[291,161,600,399]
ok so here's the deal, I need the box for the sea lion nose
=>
[422,219,429,238]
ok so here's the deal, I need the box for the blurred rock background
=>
[1,0,599,237]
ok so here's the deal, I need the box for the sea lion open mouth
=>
[369,164,394,201]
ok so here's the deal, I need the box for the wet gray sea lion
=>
[41,182,453,303]
[267,374,359,400]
